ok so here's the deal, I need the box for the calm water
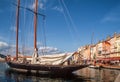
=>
[0,62,120,82]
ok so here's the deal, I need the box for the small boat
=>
[89,65,102,69]
[6,0,89,74]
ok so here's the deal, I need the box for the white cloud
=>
[39,0,47,9]
[10,26,21,32]
[0,41,61,55]
[0,41,9,55]
[52,6,63,13]
[17,46,60,55]
[0,41,17,55]
[30,2,35,10]
[39,46,58,52]
[29,0,64,13]
[0,41,8,48]
[101,5,120,23]
[102,16,120,23]
[39,2,44,9]
[10,26,16,32]
[30,0,46,10]
[37,42,61,54]
[37,42,42,46]
[38,46,62,55]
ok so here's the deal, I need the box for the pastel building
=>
[78,45,91,60]
[109,35,117,57]
[90,45,97,60]
[115,34,120,56]
[102,40,111,58]
[78,33,120,61]
[96,41,103,58]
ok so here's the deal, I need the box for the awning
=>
[98,57,120,61]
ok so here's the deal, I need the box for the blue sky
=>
[0,0,120,55]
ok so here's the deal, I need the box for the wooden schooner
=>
[6,0,89,74]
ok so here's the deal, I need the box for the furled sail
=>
[32,53,73,65]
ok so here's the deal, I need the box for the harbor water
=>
[0,62,120,82]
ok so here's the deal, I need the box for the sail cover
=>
[37,53,73,65]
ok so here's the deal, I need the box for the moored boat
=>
[89,65,102,69]
[6,0,89,74]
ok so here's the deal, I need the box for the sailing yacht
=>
[6,0,89,74]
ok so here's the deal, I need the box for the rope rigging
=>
[58,0,81,46]
[12,2,46,18]
[22,0,46,55]
[41,17,47,55]
[9,0,80,56]
[9,0,47,56]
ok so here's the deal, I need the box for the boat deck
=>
[7,61,89,74]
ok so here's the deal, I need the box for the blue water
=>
[0,62,120,82]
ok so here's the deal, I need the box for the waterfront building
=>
[78,45,91,60]
[78,46,85,59]
[85,45,91,60]
[78,32,120,61]
[72,52,80,63]
[96,41,103,59]
[102,40,111,58]
[108,34,117,57]
[90,44,97,60]
[78,46,84,58]
[115,34,120,57]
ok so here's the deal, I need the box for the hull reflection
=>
[5,68,86,82]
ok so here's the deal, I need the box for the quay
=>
[1,33,120,70]
[75,33,120,70]
[102,64,120,70]
[88,62,120,70]
[0,57,5,62]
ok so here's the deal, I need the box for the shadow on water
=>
[5,68,89,82]
[2,62,120,82]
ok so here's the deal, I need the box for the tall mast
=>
[90,32,94,60]
[16,0,20,60]
[34,0,38,51]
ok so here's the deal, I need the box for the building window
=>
[98,51,101,55]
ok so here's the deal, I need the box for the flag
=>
[104,41,111,46]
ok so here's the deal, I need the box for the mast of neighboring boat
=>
[90,32,94,60]
[16,0,20,60]
[34,0,38,54]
